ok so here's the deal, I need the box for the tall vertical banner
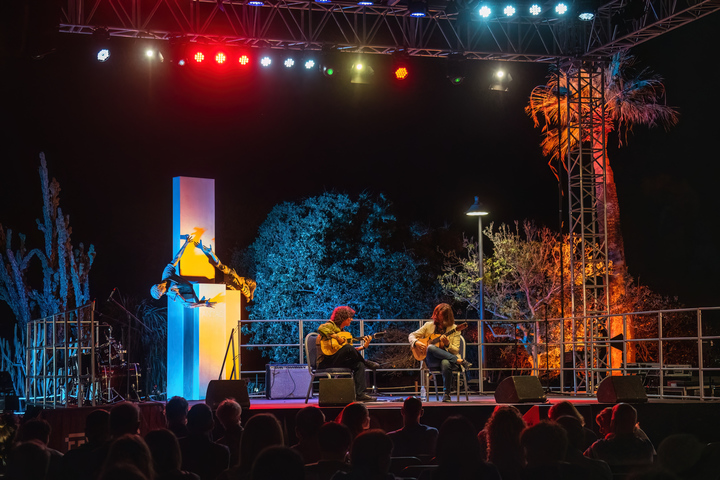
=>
[167,177,241,400]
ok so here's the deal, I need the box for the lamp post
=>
[466,196,489,392]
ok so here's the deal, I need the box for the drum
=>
[98,339,126,365]
[100,363,141,399]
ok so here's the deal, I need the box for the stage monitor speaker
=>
[319,378,355,406]
[265,364,312,400]
[206,379,251,410]
[494,376,547,403]
[597,375,648,403]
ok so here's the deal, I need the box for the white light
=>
[503,5,515,16]
[496,70,505,78]
[478,5,492,17]
[305,59,315,69]
[261,56,272,67]
[555,2,568,14]
[579,11,594,20]
[97,49,110,62]
[178,59,186,66]
[530,4,542,15]
[356,63,363,71]
[284,58,295,68]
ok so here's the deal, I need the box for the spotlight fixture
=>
[358,0,373,5]
[578,11,594,20]
[247,0,264,5]
[489,68,513,91]
[408,0,428,17]
[503,5,515,16]
[92,27,111,62]
[446,53,466,85]
[529,3,542,15]
[391,50,410,81]
[239,53,250,65]
[144,47,164,62]
[555,2,568,14]
[260,55,272,67]
[315,0,331,3]
[193,50,205,63]
[350,57,374,84]
[284,57,295,68]
[97,48,110,62]
[215,51,227,64]
[304,59,316,69]
[478,4,492,17]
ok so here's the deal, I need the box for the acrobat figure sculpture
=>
[150,234,256,308]
[196,239,256,302]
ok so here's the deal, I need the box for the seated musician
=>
[317,306,380,402]
[409,303,471,402]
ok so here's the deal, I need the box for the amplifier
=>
[265,364,312,400]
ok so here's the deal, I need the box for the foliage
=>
[243,193,433,364]
[0,153,96,397]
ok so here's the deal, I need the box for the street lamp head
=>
[466,196,489,216]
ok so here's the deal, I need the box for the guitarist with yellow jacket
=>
[317,306,380,402]
[409,303,471,402]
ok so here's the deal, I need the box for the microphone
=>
[107,288,116,302]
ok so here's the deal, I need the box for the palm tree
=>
[526,51,678,310]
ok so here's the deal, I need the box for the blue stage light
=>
[503,5,515,16]
[555,2,568,14]
[530,4,542,15]
[478,5,492,17]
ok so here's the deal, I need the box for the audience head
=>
[656,434,705,476]
[611,403,638,435]
[349,429,393,475]
[239,413,284,472]
[187,403,214,435]
[548,401,586,426]
[554,415,585,452]
[165,396,189,426]
[5,441,50,480]
[338,402,370,438]
[521,420,568,467]
[596,407,613,437]
[85,409,111,444]
[144,428,183,475]
[318,421,352,460]
[436,416,482,464]
[294,406,325,440]
[485,405,526,463]
[110,402,141,437]
[401,396,424,424]
[216,398,243,429]
[101,433,154,480]
[251,446,305,480]
[16,418,51,445]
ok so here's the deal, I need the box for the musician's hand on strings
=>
[414,342,427,355]
[362,336,371,349]
[334,334,346,345]
[440,335,449,348]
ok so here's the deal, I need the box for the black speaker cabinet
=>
[319,378,355,406]
[205,379,251,410]
[494,376,547,403]
[265,364,312,399]
[597,375,648,403]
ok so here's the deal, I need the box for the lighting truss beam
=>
[58,0,720,62]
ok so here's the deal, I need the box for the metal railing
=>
[235,306,720,400]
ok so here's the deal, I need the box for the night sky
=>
[1,11,719,325]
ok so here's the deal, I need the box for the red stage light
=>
[216,52,227,64]
[395,66,409,80]
[194,52,205,63]
[239,54,250,66]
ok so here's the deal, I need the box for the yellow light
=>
[395,67,409,80]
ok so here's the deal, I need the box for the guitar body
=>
[411,323,468,361]
[320,331,385,356]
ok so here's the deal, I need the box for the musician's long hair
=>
[331,306,355,327]
[432,303,454,332]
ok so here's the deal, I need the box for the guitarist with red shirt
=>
[317,306,380,402]
[409,303,471,402]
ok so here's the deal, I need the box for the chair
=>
[304,332,354,403]
[422,335,470,402]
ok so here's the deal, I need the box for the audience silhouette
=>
[386,396,438,458]
[290,406,325,464]
[483,405,526,480]
[58,409,110,480]
[332,429,395,480]
[217,413,284,480]
[432,416,501,480]
[178,404,230,480]
[166,397,190,439]
[145,428,200,480]
[304,421,353,480]
[337,402,370,440]
[585,403,655,468]
[215,399,244,467]
[98,433,154,480]
[249,446,305,480]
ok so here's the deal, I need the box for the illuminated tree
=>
[244,193,431,364]
[525,52,678,308]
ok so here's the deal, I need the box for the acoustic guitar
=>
[320,331,385,356]
[411,323,468,361]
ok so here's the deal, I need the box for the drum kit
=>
[68,326,142,404]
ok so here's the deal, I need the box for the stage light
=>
[248,0,264,5]
[305,59,315,69]
[408,0,428,17]
[351,57,374,84]
[315,0,331,3]
[490,68,513,91]
[529,4,542,15]
[194,51,205,63]
[215,52,227,64]
[323,66,335,76]
[446,53,466,85]
[284,57,295,68]
[391,50,410,81]
[578,11,594,20]
[478,5,492,17]
[260,55,272,67]
[358,0,373,4]
[239,54,250,65]
[144,48,164,62]
[394,67,409,80]
[503,5,515,16]
[97,48,110,62]
[178,59,186,66]
[555,3,568,14]
[146,49,155,58]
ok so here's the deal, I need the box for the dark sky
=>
[2,11,719,319]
